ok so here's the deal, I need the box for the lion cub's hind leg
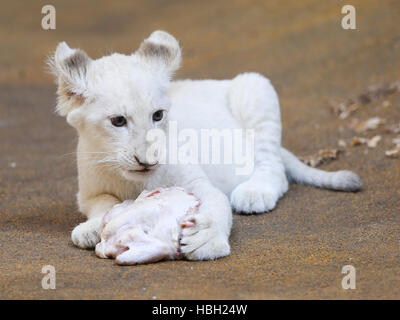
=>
[227,73,288,214]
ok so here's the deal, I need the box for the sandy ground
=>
[0,0,399,299]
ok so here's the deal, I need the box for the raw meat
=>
[95,187,200,265]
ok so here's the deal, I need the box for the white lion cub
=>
[49,30,361,260]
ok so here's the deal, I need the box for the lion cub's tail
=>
[280,147,362,191]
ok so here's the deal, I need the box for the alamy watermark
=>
[41,5,56,30]
[341,265,356,289]
[341,5,356,30]
[144,121,255,176]
[41,265,56,289]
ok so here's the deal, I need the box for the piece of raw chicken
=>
[95,187,201,265]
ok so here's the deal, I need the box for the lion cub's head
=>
[50,31,181,181]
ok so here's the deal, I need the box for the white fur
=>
[50,30,361,260]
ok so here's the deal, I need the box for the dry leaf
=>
[340,103,361,119]
[385,136,400,158]
[385,146,400,158]
[351,135,382,148]
[331,80,400,119]
[330,101,361,119]
[392,136,400,147]
[364,81,400,102]
[351,137,368,146]
[367,135,381,148]
[300,149,341,168]
[385,123,400,134]
[354,117,386,133]
[347,118,360,130]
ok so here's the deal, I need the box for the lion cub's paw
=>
[230,180,278,214]
[180,215,230,260]
[71,217,102,249]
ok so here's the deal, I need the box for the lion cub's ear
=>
[48,42,92,116]
[136,30,181,75]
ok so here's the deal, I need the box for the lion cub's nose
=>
[134,155,158,168]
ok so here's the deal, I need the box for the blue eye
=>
[111,116,127,127]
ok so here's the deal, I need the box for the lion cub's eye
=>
[152,110,164,122]
[111,116,127,127]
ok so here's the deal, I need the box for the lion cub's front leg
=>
[71,194,120,249]
[178,176,232,260]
